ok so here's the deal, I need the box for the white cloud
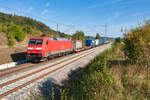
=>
[42,9,48,15]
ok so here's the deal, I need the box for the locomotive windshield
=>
[29,39,43,45]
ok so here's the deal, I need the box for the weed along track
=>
[0,46,103,99]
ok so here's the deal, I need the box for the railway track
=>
[0,63,34,78]
[0,46,91,78]
[0,45,104,99]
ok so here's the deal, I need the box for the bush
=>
[2,25,8,33]
[8,34,15,46]
[123,21,150,66]
[8,24,25,42]
[69,46,117,100]
[115,37,122,43]
[31,29,42,36]
[70,70,115,100]
[23,25,32,34]
[0,22,3,32]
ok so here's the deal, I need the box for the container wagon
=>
[72,40,83,52]
[85,39,95,47]
[27,37,73,62]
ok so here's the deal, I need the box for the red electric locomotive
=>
[27,37,73,62]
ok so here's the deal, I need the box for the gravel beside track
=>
[0,43,111,100]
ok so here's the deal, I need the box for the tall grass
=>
[68,44,117,100]
[67,43,150,100]
[30,43,150,100]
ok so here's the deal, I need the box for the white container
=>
[95,39,100,45]
[72,40,82,50]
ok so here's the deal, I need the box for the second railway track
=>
[0,47,92,78]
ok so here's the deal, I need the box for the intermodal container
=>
[86,39,95,46]
[72,40,82,50]
[95,39,100,46]
[102,39,105,44]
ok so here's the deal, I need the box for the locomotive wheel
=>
[47,56,51,60]
[31,59,36,63]
[37,59,40,63]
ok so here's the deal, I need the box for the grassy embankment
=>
[31,43,150,100]
[68,43,150,100]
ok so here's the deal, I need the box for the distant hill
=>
[0,12,68,36]
[0,12,71,46]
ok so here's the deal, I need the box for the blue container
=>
[86,39,95,46]
[102,39,105,44]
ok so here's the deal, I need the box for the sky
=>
[0,0,150,38]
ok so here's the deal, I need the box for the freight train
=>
[27,37,106,62]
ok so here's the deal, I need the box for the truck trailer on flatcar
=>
[72,40,82,52]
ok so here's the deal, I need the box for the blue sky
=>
[0,0,150,37]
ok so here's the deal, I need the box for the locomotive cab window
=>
[29,39,43,45]
[46,40,49,45]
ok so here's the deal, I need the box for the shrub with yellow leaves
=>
[123,20,150,66]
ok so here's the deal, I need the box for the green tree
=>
[0,22,3,32]
[72,30,85,40]
[23,25,32,34]
[2,25,8,33]
[8,24,25,42]
[8,33,15,46]
[115,37,122,43]
[95,33,100,39]
[31,29,42,36]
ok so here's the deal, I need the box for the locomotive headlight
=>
[36,48,42,50]
[28,47,33,50]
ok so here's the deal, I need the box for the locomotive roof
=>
[30,37,50,40]
[30,37,71,41]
